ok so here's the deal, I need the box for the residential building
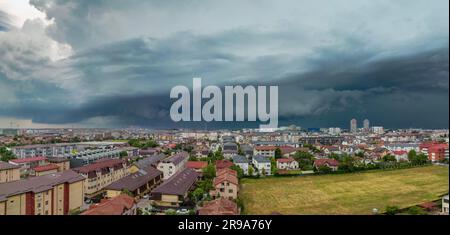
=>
[69,149,122,168]
[129,153,166,174]
[0,162,20,183]
[186,161,208,173]
[211,168,239,200]
[81,194,137,215]
[371,126,384,134]
[157,152,188,180]
[392,150,408,162]
[0,170,84,215]
[11,143,76,158]
[47,157,71,172]
[313,158,340,171]
[32,164,60,176]
[253,146,276,157]
[363,119,370,132]
[232,155,249,175]
[150,168,200,207]
[420,143,449,162]
[442,195,449,214]
[198,198,239,215]
[105,167,163,199]
[252,155,272,176]
[9,156,48,177]
[276,157,299,170]
[215,159,234,171]
[72,159,129,198]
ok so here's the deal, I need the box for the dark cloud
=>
[0,0,448,129]
[0,10,13,31]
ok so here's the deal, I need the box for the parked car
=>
[176,209,189,215]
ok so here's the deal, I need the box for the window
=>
[229,189,233,193]
[45,201,49,205]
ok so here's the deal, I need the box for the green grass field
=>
[240,166,449,215]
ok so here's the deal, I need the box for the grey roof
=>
[232,155,249,164]
[253,155,271,163]
[151,168,199,196]
[0,170,84,201]
[47,157,70,163]
[0,161,20,170]
[105,166,162,192]
[162,152,188,165]
[135,153,166,169]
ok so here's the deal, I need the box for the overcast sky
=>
[0,0,448,129]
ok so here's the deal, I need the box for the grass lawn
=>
[240,165,449,215]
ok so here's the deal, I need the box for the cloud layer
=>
[0,0,448,129]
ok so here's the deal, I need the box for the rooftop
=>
[33,164,60,172]
[81,194,135,215]
[10,156,47,164]
[0,170,84,201]
[105,167,162,192]
[232,155,249,164]
[198,198,239,215]
[0,161,20,171]
[151,168,199,196]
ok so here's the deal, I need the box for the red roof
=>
[73,159,125,174]
[10,156,47,164]
[276,157,296,163]
[81,194,135,215]
[198,198,239,215]
[393,150,408,155]
[215,160,234,170]
[33,164,59,172]
[186,161,208,169]
[217,168,237,177]
[255,146,276,151]
[314,158,340,167]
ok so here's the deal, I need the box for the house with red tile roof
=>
[81,194,137,215]
[32,164,60,176]
[198,198,239,215]
[9,156,48,177]
[211,167,239,200]
[313,158,340,171]
[215,160,234,170]
[276,157,299,170]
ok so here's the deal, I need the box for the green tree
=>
[202,164,216,180]
[293,151,314,170]
[248,165,254,176]
[408,150,417,162]
[119,151,128,158]
[407,206,426,215]
[230,165,244,179]
[385,206,400,215]
[274,148,282,159]
[382,154,396,162]
[317,165,332,174]
[0,147,16,162]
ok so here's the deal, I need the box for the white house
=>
[232,155,249,175]
[252,155,272,176]
[443,195,449,214]
[276,157,299,170]
[157,152,188,180]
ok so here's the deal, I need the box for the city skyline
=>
[0,0,449,129]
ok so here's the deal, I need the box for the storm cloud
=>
[0,0,448,129]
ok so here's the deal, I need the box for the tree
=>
[274,148,282,159]
[165,209,177,215]
[119,151,128,158]
[382,154,396,162]
[407,206,426,215]
[408,150,417,162]
[189,155,198,161]
[385,206,400,215]
[190,187,205,203]
[293,151,314,170]
[0,147,16,162]
[202,164,216,180]
[248,165,255,176]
